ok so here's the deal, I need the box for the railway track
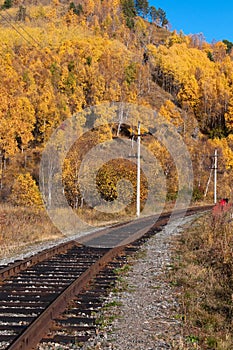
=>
[0,205,212,350]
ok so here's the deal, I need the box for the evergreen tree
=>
[135,0,149,18]
[69,2,83,16]
[149,5,158,23]
[120,0,136,28]
[222,39,233,54]
[157,7,168,27]
[1,0,12,9]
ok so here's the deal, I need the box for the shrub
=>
[10,173,43,209]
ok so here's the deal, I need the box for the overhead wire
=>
[0,11,40,48]
[0,7,59,65]
[1,8,44,48]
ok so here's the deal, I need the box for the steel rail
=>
[6,246,123,350]
[0,240,77,282]
[78,204,213,246]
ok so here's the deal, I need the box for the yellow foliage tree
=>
[177,75,200,112]
[224,95,233,132]
[158,100,183,127]
[10,173,43,208]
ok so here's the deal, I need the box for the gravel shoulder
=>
[83,216,198,350]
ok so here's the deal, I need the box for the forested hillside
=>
[1,0,233,214]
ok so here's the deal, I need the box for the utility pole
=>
[214,148,217,204]
[204,149,218,203]
[136,121,141,217]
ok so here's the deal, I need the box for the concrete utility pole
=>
[214,148,217,204]
[136,121,141,217]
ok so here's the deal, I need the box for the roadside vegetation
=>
[0,204,62,258]
[172,213,233,349]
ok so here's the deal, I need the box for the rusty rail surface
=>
[0,240,77,282]
[6,247,123,350]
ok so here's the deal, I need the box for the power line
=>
[0,12,36,47]
[1,9,42,48]
[0,8,59,77]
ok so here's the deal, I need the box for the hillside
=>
[1,2,233,347]
[0,0,233,216]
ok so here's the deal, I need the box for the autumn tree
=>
[177,75,201,114]
[158,100,183,128]
[10,173,43,208]
[212,41,227,63]
[96,158,148,211]
[224,94,233,132]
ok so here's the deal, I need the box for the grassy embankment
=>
[172,211,233,349]
[0,204,63,259]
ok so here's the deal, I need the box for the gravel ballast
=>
[80,216,198,350]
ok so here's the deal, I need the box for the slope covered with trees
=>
[0,0,233,214]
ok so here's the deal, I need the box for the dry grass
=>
[171,213,233,349]
[0,204,63,259]
[0,201,141,260]
[0,203,137,260]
